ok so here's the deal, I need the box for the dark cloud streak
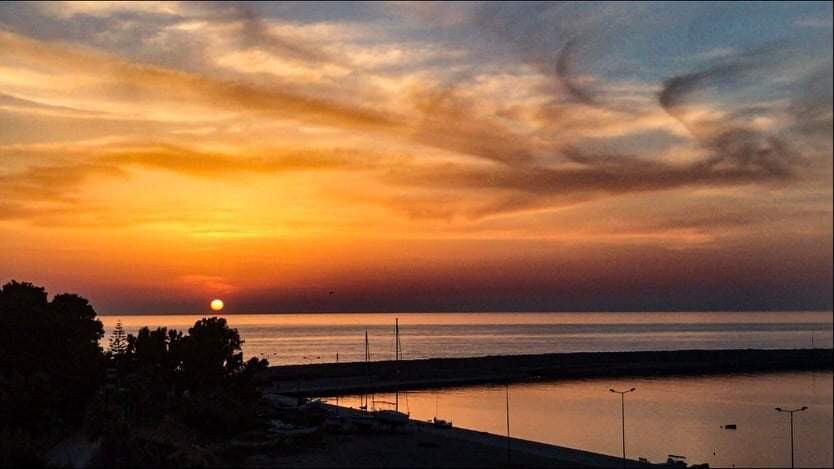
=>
[555,39,598,106]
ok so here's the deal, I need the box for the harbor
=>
[251,348,832,467]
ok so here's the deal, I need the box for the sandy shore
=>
[242,401,670,468]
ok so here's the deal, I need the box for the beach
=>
[245,400,672,468]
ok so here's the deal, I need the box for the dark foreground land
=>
[257,348,833,396]
[241,400,667,468]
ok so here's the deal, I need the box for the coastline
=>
[297,402,664,468]
[256,348,833,396]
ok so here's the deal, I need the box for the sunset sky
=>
[1,1,831,313]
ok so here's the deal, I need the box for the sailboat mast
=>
[363,329,369,410]
[394,318,401,412]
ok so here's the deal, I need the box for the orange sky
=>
[1,2,831,312]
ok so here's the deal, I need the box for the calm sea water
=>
[332,372,834,468]
[99,311,833,365]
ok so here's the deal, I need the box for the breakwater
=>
[256,348,833,396]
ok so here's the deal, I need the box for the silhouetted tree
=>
[47,292,106,419]
[179,317,244,389]
[0,281,50,375]
[1,281,272,466]
[109,321,128,356]
[0,281,105,465]
[0,282,104,424]
[131,326,182,370]
[121,326,184,413]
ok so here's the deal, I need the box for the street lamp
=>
[610,387,636,465]
[775,406,808,469]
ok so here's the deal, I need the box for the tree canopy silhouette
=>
[1,280,269,466]
[180,317,245,389]
[0,281,105,431]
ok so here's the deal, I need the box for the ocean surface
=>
[99,311,834,365]
[332,371,834,468]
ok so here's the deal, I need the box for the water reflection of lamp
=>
[609,387,636,466]
[775,406,808,469]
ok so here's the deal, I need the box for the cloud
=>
[658,45,830,182]
[177,274,238,295]
[0,30,396,129]
[372,46,828,220]
[554,39,598,106]
[384,151,793,217]
[0,3,831,226]
[187,2,335,64]
[98,144,377,176]
[0,162,123,221]
[0,139,384,224]
[794,17,833,29]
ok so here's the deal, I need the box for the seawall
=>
[256,348,833,396]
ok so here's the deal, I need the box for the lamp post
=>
[506,383,511,462]
[610,387,636,466]
[775,406,807,468]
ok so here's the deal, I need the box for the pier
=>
[257,348,833,396]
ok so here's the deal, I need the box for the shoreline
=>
[256,348,833,396]
[255,393,691,467]
[314,402,662,468]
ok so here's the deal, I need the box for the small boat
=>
[324,415,344,430]
[373,409,409,426]
[262,392,302,408]
[370,321,410,428]
[431,391,451,428]
[722,424,737,430]
[431,417,452,429]
[301,398,322,408]
[348,413,376,429]
[268,419,318,436]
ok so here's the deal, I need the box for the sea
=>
[100,311,833,365]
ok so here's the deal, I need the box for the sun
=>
[210,298,224,312]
